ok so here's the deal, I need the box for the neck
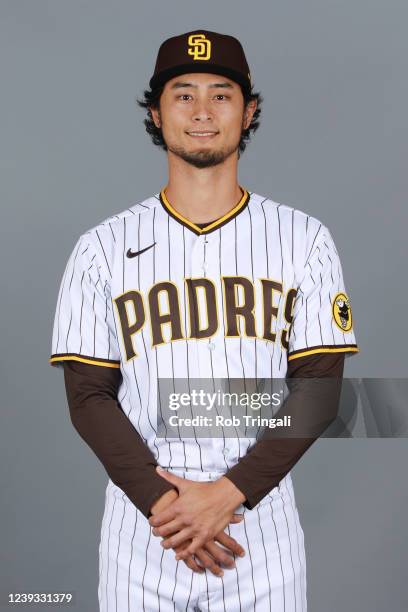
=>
[164,150,243,223]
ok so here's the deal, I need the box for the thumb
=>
[155,466,183,487]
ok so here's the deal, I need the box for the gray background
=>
[1,0,407,610]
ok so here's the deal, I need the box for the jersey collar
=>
[159,186,250,235]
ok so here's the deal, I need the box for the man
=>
[50,30,359,611]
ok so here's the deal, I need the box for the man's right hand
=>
[150,489,245,577]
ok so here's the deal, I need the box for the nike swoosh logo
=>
[126,242,156,258]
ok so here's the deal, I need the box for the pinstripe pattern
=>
[50,190,358,611]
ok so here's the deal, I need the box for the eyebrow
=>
[170,81,234,90]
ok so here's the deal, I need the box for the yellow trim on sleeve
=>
[49,355,121,368]
[287,346,359,361]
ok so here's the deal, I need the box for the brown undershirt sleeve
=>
[223,352,345,509]
[62,353,344,517]
[62,360,177,519]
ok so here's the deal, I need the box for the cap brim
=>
[149,63,251,93]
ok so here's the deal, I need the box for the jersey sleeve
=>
[49,232,121,369]
[287,224,359,362]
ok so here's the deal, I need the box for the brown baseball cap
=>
[149,30,252,93]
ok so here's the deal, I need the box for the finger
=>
[182,556,204,573]
[175,536,205,559]
[174,540,192,557]
[174,541,205,574]
[152,519,183,538]
[203,541,236,569]
[194,548,224,577]
[149,507,177,527]
[155,467,184,489]
[230,514,244,524]
[160,527,193,550]
[214,532,246,558]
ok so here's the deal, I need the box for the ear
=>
[150,106,161,129]
[243,98,257,130]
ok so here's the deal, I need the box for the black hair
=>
[136,84,263,156]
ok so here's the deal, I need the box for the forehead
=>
[164,73,239,91]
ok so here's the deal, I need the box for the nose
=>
[191,97,213,122]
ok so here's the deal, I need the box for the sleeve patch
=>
[332,292,353,332]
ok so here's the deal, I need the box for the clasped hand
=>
[149,467,246,563]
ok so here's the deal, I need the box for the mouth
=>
[186,131,219,139]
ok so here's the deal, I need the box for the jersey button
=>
[208,342,216,350]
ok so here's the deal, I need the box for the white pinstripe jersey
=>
[50,187,359,471]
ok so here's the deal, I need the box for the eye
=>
[177,94,193,101]
[214,94,229,101]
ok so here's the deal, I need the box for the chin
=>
[167,139,238,168]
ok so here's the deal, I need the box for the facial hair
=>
[166,139,240,168]
[161,114,246,169]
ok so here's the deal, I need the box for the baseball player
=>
[50,30,359,611]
